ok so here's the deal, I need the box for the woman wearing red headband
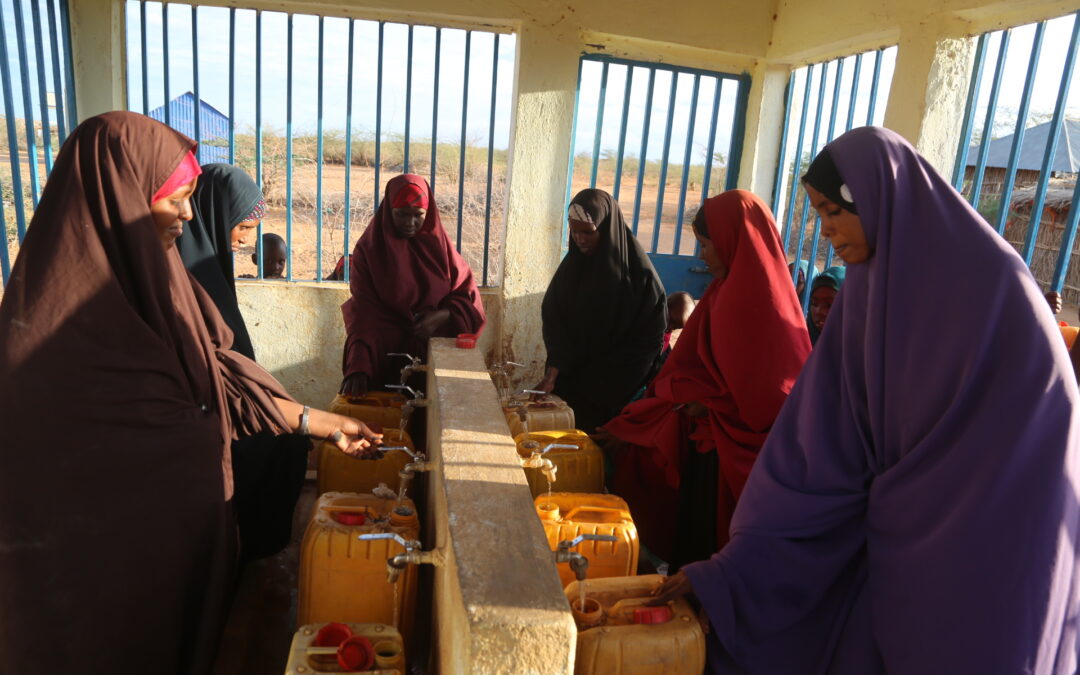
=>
[340,174,486,396]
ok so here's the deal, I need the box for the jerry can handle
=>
[561,505,631,521]
[304,646,340,657]
[609,596,662,616]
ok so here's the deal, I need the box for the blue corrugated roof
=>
[148,92,230,164]
[967,118,1080,173]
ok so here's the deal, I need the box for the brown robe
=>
[0,111,292,674]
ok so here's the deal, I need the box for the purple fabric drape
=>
[683,126,1080,674]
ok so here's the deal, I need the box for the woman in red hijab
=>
[602,189,810,569]
[340,174,486,396]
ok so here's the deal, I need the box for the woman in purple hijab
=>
[651,126,1080,673]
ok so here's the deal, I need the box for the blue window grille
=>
[0,0,77,288]
[568,55,750,260]
[952,12,1080,303]
[770,46,896,308]
[126,2,516,286]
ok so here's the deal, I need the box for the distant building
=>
[147,92,230,165]
[964,118,1080,196]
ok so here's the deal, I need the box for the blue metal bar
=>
[191,4,201,163]
[0,4,28,242]
[770,73,794,213]
[650,71,678,254]
[1027,11,1080,270]
[564,57,583,238]
[825,57,844,141]
[583,53,741,81]
[970,29,1011,209]
[699,77,723,208]
[46,0,66,141]
[725,73,750,191]
[316,15,324,281]
[612,66,633,201]
[589,61,609,188]
[456,30,470,251]
[673,74,700,255]
[865,49,883,125]
[344,18,355,284]
[793,63,829,290]
[58,0,74,128]
[404,24,413,173]
[430,27,440,191]
[1051,170,1080,292]
[482,33,499,285]
[14,0,40,206]
[139,1,148,115]
[228,6,235,164]
[845,53,862,130]
[255,9,263,279]
[30,0,53,174]
[375,21,383,210]
[0,177,9,282]
[1008,21,1047,247]
[162,2,170,126]
[782,66,814,254]
[286,13,293,282]
[630,67,656,236]
[952,33,988,189]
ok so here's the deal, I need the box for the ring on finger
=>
[331,430,345,443]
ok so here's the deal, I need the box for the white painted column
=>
[69,0,127,120]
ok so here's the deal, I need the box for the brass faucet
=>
[388,352,428,386]
[358,532,445,584]
[554,534,618,582]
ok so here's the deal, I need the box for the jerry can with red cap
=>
[564,575,705,674]
[503,393,576,437]
[535,493,639,587]
[298,492,420,644]
[329,392,408,431]
[515,430,604,497]
[316,427,416,496]
[284,622,405,674]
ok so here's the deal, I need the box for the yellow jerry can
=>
[515,429,604,497]
[503,393,575,437]
[284,622,405,674]
[317,428,416,496]
[536,493,639,587]
[329,392,407,432]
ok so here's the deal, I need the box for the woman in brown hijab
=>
[0,112,380,674]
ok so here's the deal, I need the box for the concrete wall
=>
[237,282,501,407]
[425,338,575,674]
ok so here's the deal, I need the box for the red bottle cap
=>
[632,605,673,625]
[331,511,367,526]
[337,635,375,671]
[313,622,352,647]
[456,333,477,349]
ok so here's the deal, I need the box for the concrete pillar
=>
[498,24,581,386]
[883,24,977,176]
[425,338,575,673]
[738,61,793,207]
[68,0,127,120]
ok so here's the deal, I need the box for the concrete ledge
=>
[426,338,575,674]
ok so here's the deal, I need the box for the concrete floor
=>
[212,480,319,675]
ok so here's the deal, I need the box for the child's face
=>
[809,286,838,331]
[667,299,693,332]
[261,243,287,278]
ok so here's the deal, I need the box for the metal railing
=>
[771,46,896,307]
[0,0,76,287]
[952,12,1080,301]
[567,54,750,257]
[126,2,516,286]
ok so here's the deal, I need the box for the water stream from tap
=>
[578,579,587,616]
[392,573,401,629]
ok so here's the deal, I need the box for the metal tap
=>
[386,384,428,433]
[519,442,577,484]
[389,353,428,385]
[490,361,525,401]
[555,534,618,582]
[358,532,445,584]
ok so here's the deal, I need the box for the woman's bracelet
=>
[299,405,311,436]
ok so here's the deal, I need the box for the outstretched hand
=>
[324,414,384,458]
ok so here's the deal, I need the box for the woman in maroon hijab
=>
[0,112,381,674]
[340,174,486,396]
[602,190,810,570]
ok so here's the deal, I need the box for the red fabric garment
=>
[152,150,201,203]
[605,189,810,558]
[342,174,485,384]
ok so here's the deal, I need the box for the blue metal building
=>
[148,91,230,164]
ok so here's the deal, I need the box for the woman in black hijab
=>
[536,188,667,433]
[177,163,309,564]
